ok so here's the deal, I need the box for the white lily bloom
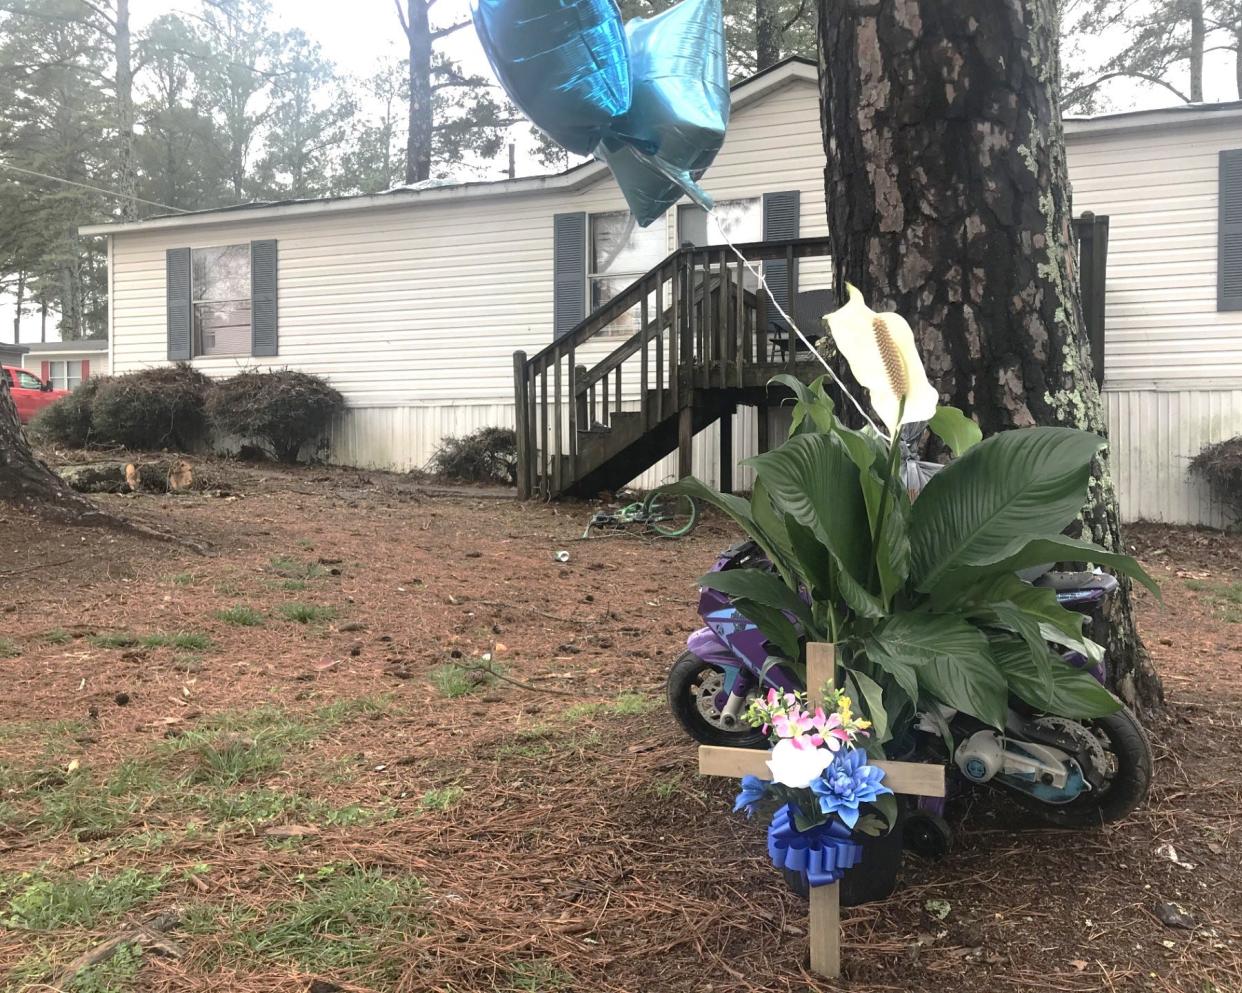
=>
[766,737,833,789]
[824,284,939,437]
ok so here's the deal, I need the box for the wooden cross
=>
[699,643,946,980]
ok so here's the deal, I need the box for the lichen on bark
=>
[818,0,1163,717]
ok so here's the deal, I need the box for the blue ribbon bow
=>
[767,804,864,888]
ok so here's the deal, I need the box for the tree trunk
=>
[13,271,25,342]
[1189,0,1205,102]
[0,376,110,521]
[756,0,781,69]
[402,0,433,184]
[0,378,206,551]
[1235,27,1242,99]
[817,0,1163,718]
[114,0,137,220]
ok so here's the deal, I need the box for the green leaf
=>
[869,613,1008,729]
[845,667,889,745]
[858,638,919,707]
[770,373,837,437]
[697,568,816,636]
[909,427,1107,593]
[928,405,982,456]
[988,638,1121,718]
[966,600,1054,702]
[964,535,1161,599]
[783,515,833,601]
[732,597,804,663]
[869,792,898,833]
[940,571,1087,646]
[745,432,872,587]
[659,476,796,587]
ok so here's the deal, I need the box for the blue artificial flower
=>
[733,775,770,818]
[809,748,892,830]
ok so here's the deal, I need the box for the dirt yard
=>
[1,461,1239,993]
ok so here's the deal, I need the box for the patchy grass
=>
[277,603,338,625]
[214,605,265,627]
[268,555,327,581]
[41,627,73,646]
[501,958,574,992]
[183,865,423,978]
[417,785,465,813]
[565,692,658,720]
[72,940,144,992]
[0,637,20,659]
[496,725,557,760]
[90,631,213,651]
[1,868,166,930]
[171,652,204,673]
[1186,578,1242,622]
[168,571,195,586]
[194,787,391,829]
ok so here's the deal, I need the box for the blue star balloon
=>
[596,0,729,225]
[470,0,632,156]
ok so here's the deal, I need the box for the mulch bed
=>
[0,460,1239,993]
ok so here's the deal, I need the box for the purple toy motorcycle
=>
[667,539,1153,856]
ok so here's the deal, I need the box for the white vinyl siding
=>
[107,76,829,408]
[103,71,1242,524]
[1065,118,1242,386]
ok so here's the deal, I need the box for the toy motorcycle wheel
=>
[1012,707,1152,828]
[904,811,953,860]
[666,651,766,748]
[642,491,698,538]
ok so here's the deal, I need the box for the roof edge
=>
[81,59,819,237]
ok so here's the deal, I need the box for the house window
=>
[678,198,762,248]
[47,361,83,390]
[590,212,665,335]
[678,198,763,291]
[192,244,251,356]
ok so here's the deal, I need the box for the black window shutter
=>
[553,212,586,338]
[1220,149,1242,311]
[762,191,800,329]
[166,247,191,360]
[251,239,278,356]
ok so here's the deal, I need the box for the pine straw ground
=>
[0,461,1239,993]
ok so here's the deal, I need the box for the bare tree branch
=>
[431,19,472,41]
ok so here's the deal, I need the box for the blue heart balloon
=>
[596,0,729,226]
[471,0,632,156]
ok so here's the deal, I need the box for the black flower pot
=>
[781,802,906,907]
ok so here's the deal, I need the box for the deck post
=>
[513,351,530,499]
[678,403,694,479]
[719,408,733,494]
[756,402,770,455]
[575,364,589,429]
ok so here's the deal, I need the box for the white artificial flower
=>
[823,283,939,437]
[766,737,833,789]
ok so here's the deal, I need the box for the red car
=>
[2,365,69,424]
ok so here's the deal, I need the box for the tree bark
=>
[1189,0,1205,102]
[400,0,434,184]
[113,0,137,220]
[13,272,25,342]
[756,0,781,69]
[0,378,205,551]
[818,0,1162,718]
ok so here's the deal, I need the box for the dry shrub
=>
[91,364,212,451]
[1190,436,1242,525]
[207,370,344,464]
[28,377,108,447]
[429,427,517,484]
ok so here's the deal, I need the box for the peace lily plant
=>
[665,287,1158,751]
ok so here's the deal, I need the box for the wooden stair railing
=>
[513,236,833,499]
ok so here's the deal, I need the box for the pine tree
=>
[819,0,1163,716]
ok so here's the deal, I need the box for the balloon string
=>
[706,208,882,437]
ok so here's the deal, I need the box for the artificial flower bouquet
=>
[734,687,897,888]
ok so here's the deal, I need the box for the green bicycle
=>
[582,491,699,538]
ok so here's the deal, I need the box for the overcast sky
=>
[3,1,1239,343]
